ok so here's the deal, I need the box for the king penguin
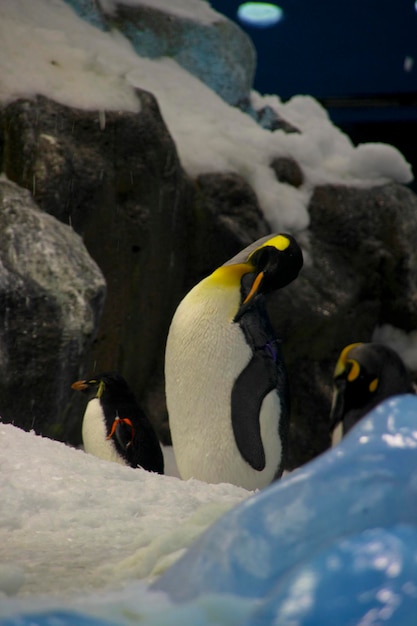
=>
[165,233,303,490]
[71,372,164,474]
[330,342,415,437]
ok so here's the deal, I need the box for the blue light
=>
[237,2,284,28]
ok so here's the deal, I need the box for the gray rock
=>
[2,92,194,438]
[270,156,304,188]
[0,178,105,441]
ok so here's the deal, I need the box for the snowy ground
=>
[0,423,249,599]
[3,398,417,626]
[0,422,254,624]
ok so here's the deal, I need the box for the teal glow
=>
[237,2,284,28]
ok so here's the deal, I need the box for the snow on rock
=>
[347,142,413,185]
[0,0,413,234]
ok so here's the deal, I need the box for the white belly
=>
[165,280,282,491]
[82,398,127,466]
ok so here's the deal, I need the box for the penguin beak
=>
[242,271,265,306]
[71,380,89,391]
[234,271,265,323]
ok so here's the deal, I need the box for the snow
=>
[0,0,413,232]
[0,422,254,623]
[0,423,249,598]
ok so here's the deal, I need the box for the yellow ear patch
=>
[266,234,290,251]
[347,359,360,382]
[334,342,363,377]
[369,378,379,393]
[340,343,363,365]
[209,263,249,288]
[252,234,290,256]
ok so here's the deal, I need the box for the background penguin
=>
[71,372,164,474]
[330,342,415,438]
[165,233,303,491]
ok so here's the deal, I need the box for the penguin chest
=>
[165,282,282,490]
[82,398,127,466]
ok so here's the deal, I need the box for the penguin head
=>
[244,233,303,297]
[330,342,415,435]
[71,371,131,402]
[220,233,303,320]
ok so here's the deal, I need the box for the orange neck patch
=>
[106,417,135,447]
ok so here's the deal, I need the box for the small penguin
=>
[330,342,415,437]
[71,372,164,474]
[165,233,303,490]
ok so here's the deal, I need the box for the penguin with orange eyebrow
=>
[330,342,415,436]
[71,372,164,474]
[165,233,303,490]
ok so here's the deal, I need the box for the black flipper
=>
[231,349,278,471]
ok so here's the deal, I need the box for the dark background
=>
[210,0,417,190]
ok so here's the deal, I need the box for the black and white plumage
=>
[165,233,303,490]
[330,342,415,436]
[71,372,164,474]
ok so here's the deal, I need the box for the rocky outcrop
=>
[2,92,195,438]
[1,92,277,443]
[0,178,105,441]
[65,0,256,107]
